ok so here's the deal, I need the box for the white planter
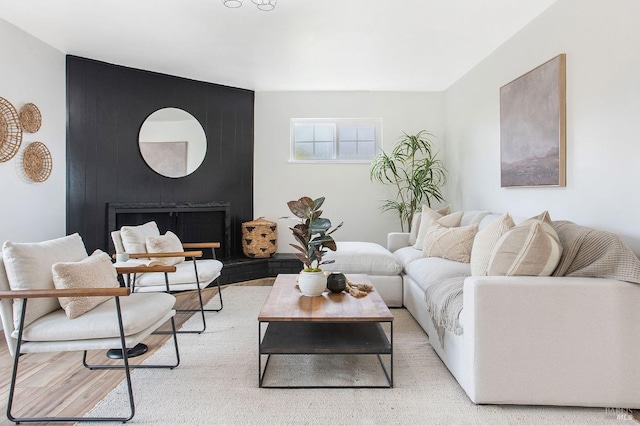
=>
[298,271,327,296]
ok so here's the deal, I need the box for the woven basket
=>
[19,103,42,133]
[0,97,22,162]
[242,217,277,258]
[22,141,52,182]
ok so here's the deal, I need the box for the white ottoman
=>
[322,241,403,307]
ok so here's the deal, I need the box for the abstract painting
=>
[500,54,566,187]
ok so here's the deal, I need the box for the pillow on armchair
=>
[120,221,160,254]
[52,250,120,319]
[146,231,185,266]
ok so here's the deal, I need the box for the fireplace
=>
[106,202,231,259]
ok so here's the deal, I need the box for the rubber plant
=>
[287,196,343,272]
[370,130,447,232]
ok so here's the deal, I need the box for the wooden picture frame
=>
[500,54,566,187]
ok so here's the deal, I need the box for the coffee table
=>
[258,274,393,388]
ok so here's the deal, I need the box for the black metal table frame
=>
[258,320,393,389]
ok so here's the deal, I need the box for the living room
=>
[1,0,639,423]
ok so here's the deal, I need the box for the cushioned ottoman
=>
[322,241,403,307]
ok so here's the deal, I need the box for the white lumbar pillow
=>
[120,221,160,254]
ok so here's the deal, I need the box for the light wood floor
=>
[0,279,274,425]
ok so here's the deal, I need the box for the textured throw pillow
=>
[52,250,120,319]
[413,206,461,249]
[423,223,479,263]
[487,211,563,276]
[470,213,516,276]
[2,233,89,329]
[409,205,450,246]
[120,221,160,254]
[146,231,185,266]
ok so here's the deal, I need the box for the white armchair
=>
[111,221,224,333]
[0,233,180,423]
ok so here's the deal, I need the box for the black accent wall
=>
[66,56,254,257]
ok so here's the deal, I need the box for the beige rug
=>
[85,286,624,425]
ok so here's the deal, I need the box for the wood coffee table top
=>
[258,274,393,322]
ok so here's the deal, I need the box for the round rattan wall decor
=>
[19,103,42,133]
[0,96,23,162]
[22,141,52,182]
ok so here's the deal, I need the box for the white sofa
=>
[389,211,640,409]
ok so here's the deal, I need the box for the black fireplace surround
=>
[66,56,301,284]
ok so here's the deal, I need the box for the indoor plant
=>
[370,130,447,232]
[287,196,343,296]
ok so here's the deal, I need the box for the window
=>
[290,118,382,163]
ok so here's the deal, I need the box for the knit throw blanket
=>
[425,220,640,347]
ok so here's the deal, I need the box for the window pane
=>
[358,126,375,141]
[314,142,334,159]
[339,141,357,157]
[339,126,357,141]
[314,125,334,142]
[294,142,314,160]
[294,124,314,142]
[358,141,376,157]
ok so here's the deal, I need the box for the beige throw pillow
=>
[120,221,160,254]
[487,211,563,276]
[470,213,516,276]
[52,250,120,319]
[413,206,461,249]
[146,231,185,266]
[409,205,450,246]
[423,223,479,263]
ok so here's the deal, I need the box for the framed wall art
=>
[500,54,566,187]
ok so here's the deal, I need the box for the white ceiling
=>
[0,0,556,91]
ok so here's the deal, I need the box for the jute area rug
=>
[85,286,621,425]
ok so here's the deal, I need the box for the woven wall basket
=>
[0,97,23,162]
[242,217,277,258]
[22,141,52,182]
[19,103,42,133]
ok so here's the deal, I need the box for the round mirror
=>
[138,107,207,178]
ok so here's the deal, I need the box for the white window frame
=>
[289,118,383,163]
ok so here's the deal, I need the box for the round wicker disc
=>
[19,103,42,133]
[23,141,52,182]
[0,97,23,162]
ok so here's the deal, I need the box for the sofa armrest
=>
[387,232,410,252]
[461,275,640,406]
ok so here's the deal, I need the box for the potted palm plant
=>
[287,196,343,296]
[370,130,447,232]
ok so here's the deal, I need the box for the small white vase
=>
[298,271,327,297]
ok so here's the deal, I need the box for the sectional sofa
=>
[329,208,640,409]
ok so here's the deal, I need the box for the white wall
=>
[444,0,640,252]
[254,91,445,251]
[0,19,66,243]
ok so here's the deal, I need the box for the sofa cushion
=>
[120,221,160,254]
[423,223,479,263]
[52,250,120,319]
[409,205,450,246]
[487,211,562,276]
[393,246,423,269]
[322,242,402,276]
[471,213,516,276]
[146,231,184,266]
[2,233,89,329]
[404,257,471,292]
[460,210,491,227]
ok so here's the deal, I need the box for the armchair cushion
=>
[13,292,176,342]
[120,221,160,254]
[134,259,223,291]
[2,233,88,329]
[52,250,120,319]
[146,231,184,266]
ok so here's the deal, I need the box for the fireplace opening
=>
[107,202,231,259]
